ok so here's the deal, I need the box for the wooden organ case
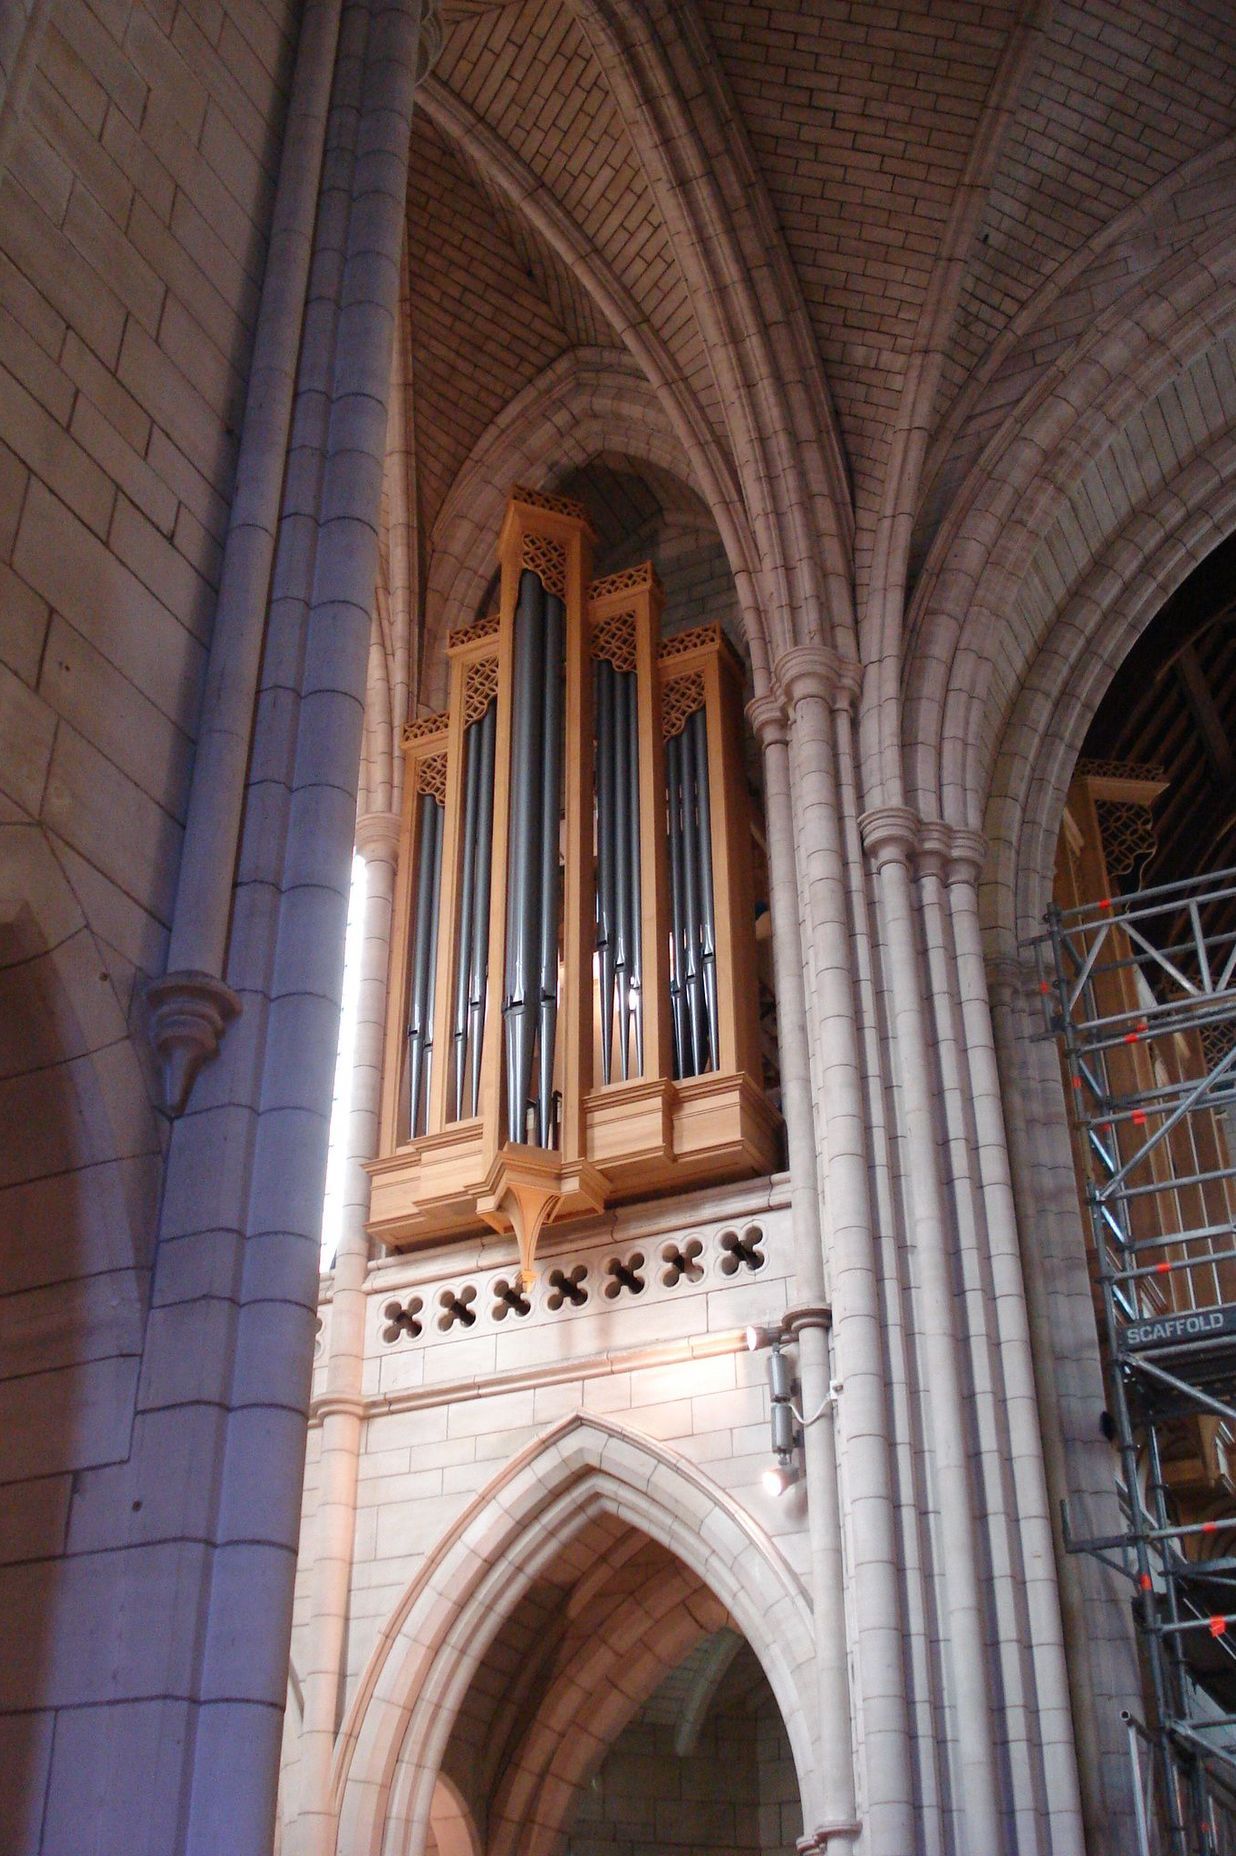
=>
[370,487,780,1281]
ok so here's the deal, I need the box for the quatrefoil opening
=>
[381,1296,424,1343]
[546,1265,588,1310]
[660,1237,704,1287]
[718,1225,765,1275]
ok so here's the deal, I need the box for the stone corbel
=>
[355,809,402,863]
[796,1821,862,1851]
[145,969,242,1116]
[746,690,789,749]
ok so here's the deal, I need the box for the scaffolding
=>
[1036,865,1236,1856]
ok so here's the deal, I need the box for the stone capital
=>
[782,1302,832,1337]
[945,826,987,884]
[774,644,861,714]
[355,810,402,861]
[314,1392,367,1424]
[858,804,920,865]
[145,969,243,1115]
[985,950,1044,1008]
[915,818,952,878]
[746,691,789,748]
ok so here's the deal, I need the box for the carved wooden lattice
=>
[590,608,638,672]
[403,710,449,748]
[1077,757,1167,784]
[662,671,706,738]
[449,613,500,651]
[417,753,448,803]
[1201,1019,1236,1069]
[590,562,655,600]
[464,655,499,723]
[1094,799,1158,878]
[512,483,590,524]
[521,532,567,599]
[658,623,723,662]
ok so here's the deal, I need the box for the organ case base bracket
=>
[369,487,779,1277]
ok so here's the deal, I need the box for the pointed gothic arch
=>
[331,1414,821,1856]
[902,239,1236,831]
[421,348,710,699]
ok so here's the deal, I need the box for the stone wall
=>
[0,4,296,1847]
[294,1177,804,1720]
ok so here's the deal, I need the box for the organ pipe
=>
[450,700,497,1120]
[595,656,617,1083]
[467,700,495,1116]
[372,489,777,1270]
[692,707,720,1069]
[503,568,546,1145]
[595,651,644,1085]
[665,705,720,1078]
[535,588,565,1147]
[406,787,444,1135]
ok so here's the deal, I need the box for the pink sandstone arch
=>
[331,1413,821,1856]
[979,426,1236,952]
[418,346,763,708]
[901,238,1236,838]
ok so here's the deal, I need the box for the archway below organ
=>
[564,1634,800,1856]
[426,1513,805,1856]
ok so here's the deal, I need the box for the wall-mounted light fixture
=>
[746,1323,801,1498]
[746,1315,836,1498]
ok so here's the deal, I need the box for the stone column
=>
[146,0,347,1111]
[49,8,434,1854]
[988,951,1140,1855]
[858,802,1003,1856]
[294,809,401,1856]
[941,833,1085,1852]
[777,647,914,1854]
[749,693,858,1849]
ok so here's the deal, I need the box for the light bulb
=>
[761,1460,799,1499]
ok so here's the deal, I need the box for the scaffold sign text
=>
[1125,1305,1236,1349]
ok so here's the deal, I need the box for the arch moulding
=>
[981,424,1236,957]
[418,346,768,706]
[331,1412,822,1856]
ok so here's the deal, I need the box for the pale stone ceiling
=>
[408,0,1236,593]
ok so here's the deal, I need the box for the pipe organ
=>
[371,488,779,1281]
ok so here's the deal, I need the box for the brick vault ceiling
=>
[408,0,1236,572]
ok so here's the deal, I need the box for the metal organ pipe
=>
[613,664,632,1078]
[624,670,644,1077]
[595,657,617,1084]
[504,569,544,1144]
[503,568,565,1149]
[451,719,481,1120]
[680,712,706,1073]
[665,706,718,1079]
[536,590,565,1146]
[666,728,689,1079]
[691,707,719,1068]
[407,791,443,1135]
[447,702,496,1122]
[594,654,643,1084]
[467,700,495,1117]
